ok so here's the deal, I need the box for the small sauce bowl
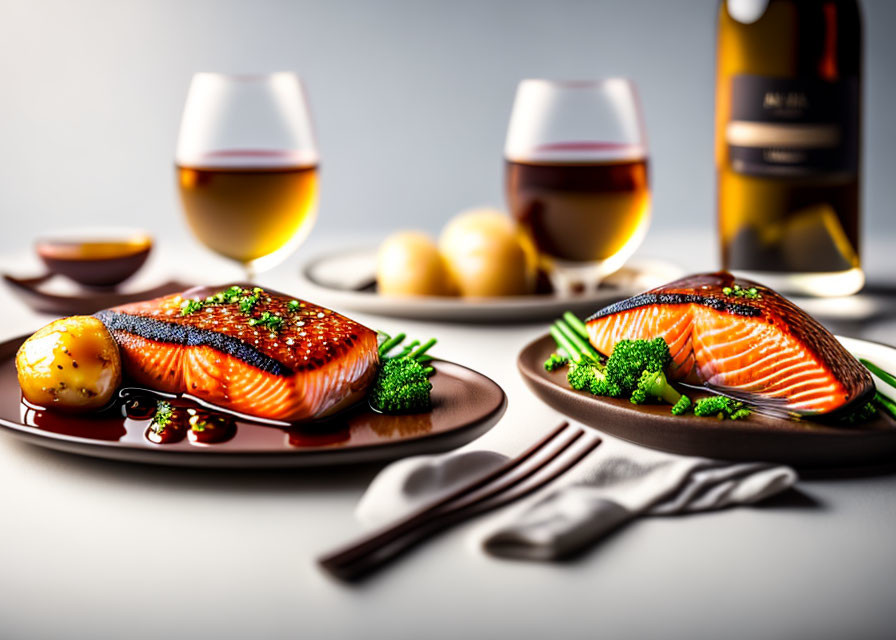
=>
[35,228,153,288]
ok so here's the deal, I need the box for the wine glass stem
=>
[244,262,256,284]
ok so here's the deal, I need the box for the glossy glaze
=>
[0,333,505,465]
[95,285,380,422]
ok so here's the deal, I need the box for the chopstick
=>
[317,422,601,581]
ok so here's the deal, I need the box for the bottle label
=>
[727,75,858,177]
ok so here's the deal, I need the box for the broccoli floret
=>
[567,361,622,397]
[693,396,732,417]
[630,369,684,406]
[592,377,623,398]
[369,357,433,414]
[551,321,686,405]
[565,337,674,402]
[693,395,751,420]
[839,401,878,425]
[604,338,672,394]
[544,353,569,372]
[671,395,693,415]
[566,362,591,391]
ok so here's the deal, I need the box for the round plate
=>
[0,335,506,468]
[518,333,896,468]
[2,273,192,316]
[298,247,682,322]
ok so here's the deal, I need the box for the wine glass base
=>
[543,214,650,297]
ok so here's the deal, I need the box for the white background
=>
[0,0,894,258]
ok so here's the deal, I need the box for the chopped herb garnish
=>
[222,286,244,303]
[198,285,270,315]
[180,299,205,316]
[188,415,208,432]
[722,284,761,300]
[248,310,284,332]
[151,400,174,432]
[239,288,264,315]
[193,285,300,331]
[205,285,244,305]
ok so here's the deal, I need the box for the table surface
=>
[1,231,894,640]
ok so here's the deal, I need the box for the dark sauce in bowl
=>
[35,232,153,288]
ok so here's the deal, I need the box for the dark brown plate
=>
[2,274,192,316]
[518,333,896,468]
[0,334,506,467]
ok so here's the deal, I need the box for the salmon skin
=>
[585,272,873,417]
[95,285,379,422]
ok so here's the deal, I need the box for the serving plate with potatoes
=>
[299,209,681,322]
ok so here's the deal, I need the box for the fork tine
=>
[318,425,602,581]
[440,427,586,512]
[322,434,602,582]
[465,434,601,516]
[318,422,571,571]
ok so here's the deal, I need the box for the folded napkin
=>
[356,433,797,561]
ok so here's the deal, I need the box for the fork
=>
[317,422,601,581]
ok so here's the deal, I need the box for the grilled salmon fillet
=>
[95,285,378,422]
[586,272,873,417]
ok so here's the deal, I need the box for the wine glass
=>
[505,78,651,295]
[175,72,319,280]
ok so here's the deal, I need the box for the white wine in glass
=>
[176,72,319,279]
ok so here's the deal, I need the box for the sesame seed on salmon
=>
[95,285,379,422]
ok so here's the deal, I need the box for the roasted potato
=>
[439,209,536,297]
[376,231,457,296]
[16,316,122,412]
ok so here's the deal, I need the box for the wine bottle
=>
[715,0,863,296]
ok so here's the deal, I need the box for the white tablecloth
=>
[0,231,894,640]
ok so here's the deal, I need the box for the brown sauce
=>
[119,391,239,445]
[21,400,127,442]
[19,386,418,449]
[22,389,242,446]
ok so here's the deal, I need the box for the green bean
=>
[378,332,406,358]
[860,359,896,392]
[562,311,590,341]
[555,320,600,362]
[874,391,896,420]
[550,324,581,363]
[408,338,437,361]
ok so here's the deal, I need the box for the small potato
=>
[16,316,122,412]
[377,231,457,296]
[439,209,536,297]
